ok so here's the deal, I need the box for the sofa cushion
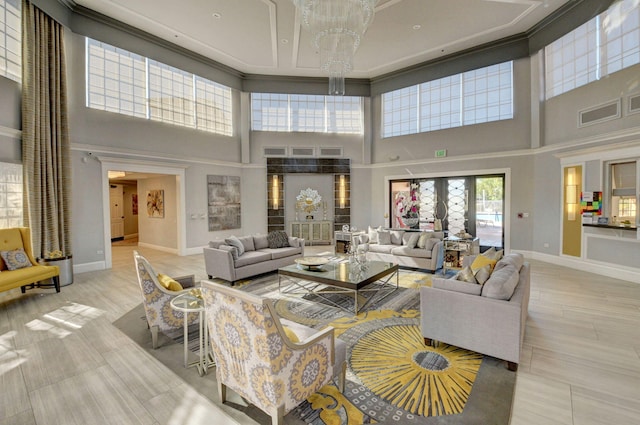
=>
[368,243,394,254]
[288,237,301,248]
[267,231,290,249]
[219,244,239,260]
[416,232,430,249]
[390,246,431,258]
[402,232,420,248]
[260,246,301,260]
[377,230,391,245]
[1,249,32,270]
[433,276,482,295]
[253,234,269,250]
[209,239,226,249]
[481,264,519,300]
[237,236,255,252]
[234,251,272,268]
[494,253,524,272]
[482,246,504,261]
[390,230,404,245]
[225,236,245,256]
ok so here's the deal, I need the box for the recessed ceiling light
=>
[413,24,421,30]
[281,39,289,44]
[212,12,221,19]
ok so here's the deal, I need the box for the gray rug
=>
[114,270,516,424]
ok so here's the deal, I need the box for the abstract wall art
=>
[207,175,241,231]
[146,189,164,218]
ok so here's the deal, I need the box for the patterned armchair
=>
[133,251,199,348]
[200,280,346,425]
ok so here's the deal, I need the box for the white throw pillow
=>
[377,230,391,245]
[368,226,379,244]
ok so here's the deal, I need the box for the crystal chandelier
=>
[293,0,377,95]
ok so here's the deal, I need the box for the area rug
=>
[115,269,516,424]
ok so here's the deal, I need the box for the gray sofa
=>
[420,252,530,370]
[356,228,444,273]
[203,234,304,284]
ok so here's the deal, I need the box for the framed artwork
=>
[147,190,164,218]
[207,175,241,231]
[132,194,138,215]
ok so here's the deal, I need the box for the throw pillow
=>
[219,244,239,260]
[0,249,32,270]
[481,264,519,300]
[406,232,420,249]
[368,226,379,244]
[470,255,497,273]
[267,230,290,249]
[377,230,391,245]
[225,236,245,256]
[425,238,440,252]
[237,235,255,252]
[253,234,269,250]
[282,326,300,343]
[494,253,524,272]
[390,230,404,245]
[474,264,492,285]
[157,273,183,291]
[456,266,477,284]
[417,232,430,249]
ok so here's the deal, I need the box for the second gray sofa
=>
[204,233,304,284]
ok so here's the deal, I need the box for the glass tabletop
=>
[170,292,204,312]
[279,259,398,288]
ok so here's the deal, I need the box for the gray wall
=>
[138,176,177,249]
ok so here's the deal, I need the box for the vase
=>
[403,216,419,227]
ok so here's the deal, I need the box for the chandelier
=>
[293,0,377,95]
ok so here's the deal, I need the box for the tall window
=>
[545,0,640,99]
[0,162,22,227]
[0,0,21,83]
[382,61,513,138]
[86,38,233,136]
[251,93,363,134]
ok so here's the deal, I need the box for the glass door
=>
[475,176,504,249]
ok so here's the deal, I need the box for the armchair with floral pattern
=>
[133,251,199,348]
[200,280,346,425]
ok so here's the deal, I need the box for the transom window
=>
[0,162,23,227]
[545,0,640,99]
[0,0,21,83]
[251,93,363,134]
[382,61,513,138]
[86,38,233,136]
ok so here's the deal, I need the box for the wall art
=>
[146,189,164,218]
[207,175,241,231]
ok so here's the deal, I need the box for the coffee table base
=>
[278,268,399,315]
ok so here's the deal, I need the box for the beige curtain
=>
[21,0,72,259]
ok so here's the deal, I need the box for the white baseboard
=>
[124,233,138,240]
[514,249,640,284]
[74,261,106,274]
[137,242,178,255]
[185,245,207,256]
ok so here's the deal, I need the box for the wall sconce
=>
[272,175,279,210]
[566,167,577,221]
[339,175,346,209]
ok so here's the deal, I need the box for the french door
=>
[389,174,504,250]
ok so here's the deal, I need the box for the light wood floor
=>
[1,245,639,425]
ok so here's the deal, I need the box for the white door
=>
[109,184,125,240]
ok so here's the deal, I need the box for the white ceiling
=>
[72,0,571,79]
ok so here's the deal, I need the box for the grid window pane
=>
[0,0,21,83]
[383,87,418,137]
[462,62,513,125]
[195,76,232,136]
[251,93,363,134]
[545,0,639,99]
[419,74,461,132]
[0,162,22,228]
[148,60,195,127]
[86,39,147,118]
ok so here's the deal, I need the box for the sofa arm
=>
[203,247,236,282]
[290,237,305,256]
[420,285,523,364]
[431,240,444,271]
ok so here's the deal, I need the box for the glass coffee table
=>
[278,258,399,315]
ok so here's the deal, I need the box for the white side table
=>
[170,292,214,376]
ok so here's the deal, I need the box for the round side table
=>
[170,292,213,376]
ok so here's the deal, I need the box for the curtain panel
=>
[21,0,72,259]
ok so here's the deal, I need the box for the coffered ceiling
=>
[70,0,573,79]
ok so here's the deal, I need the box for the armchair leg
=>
[506,361,518,372]
[150,325,159,349]
[271,405,284,425]
[21,286,26,294]
[217,380,227,404]
[338,361,347,393]
[424,337,433,347]
[53,276,60,293]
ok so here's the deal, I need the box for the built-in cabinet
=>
[291,221,333,245]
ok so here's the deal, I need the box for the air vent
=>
[263,146,287,157]
[578,100,620,127]
[319,147,343,157]
[289,147,316,157]
[628,94,640,115]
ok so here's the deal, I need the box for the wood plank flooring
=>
[1,245,639,424]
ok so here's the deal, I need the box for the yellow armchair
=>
[0,227,60,294]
